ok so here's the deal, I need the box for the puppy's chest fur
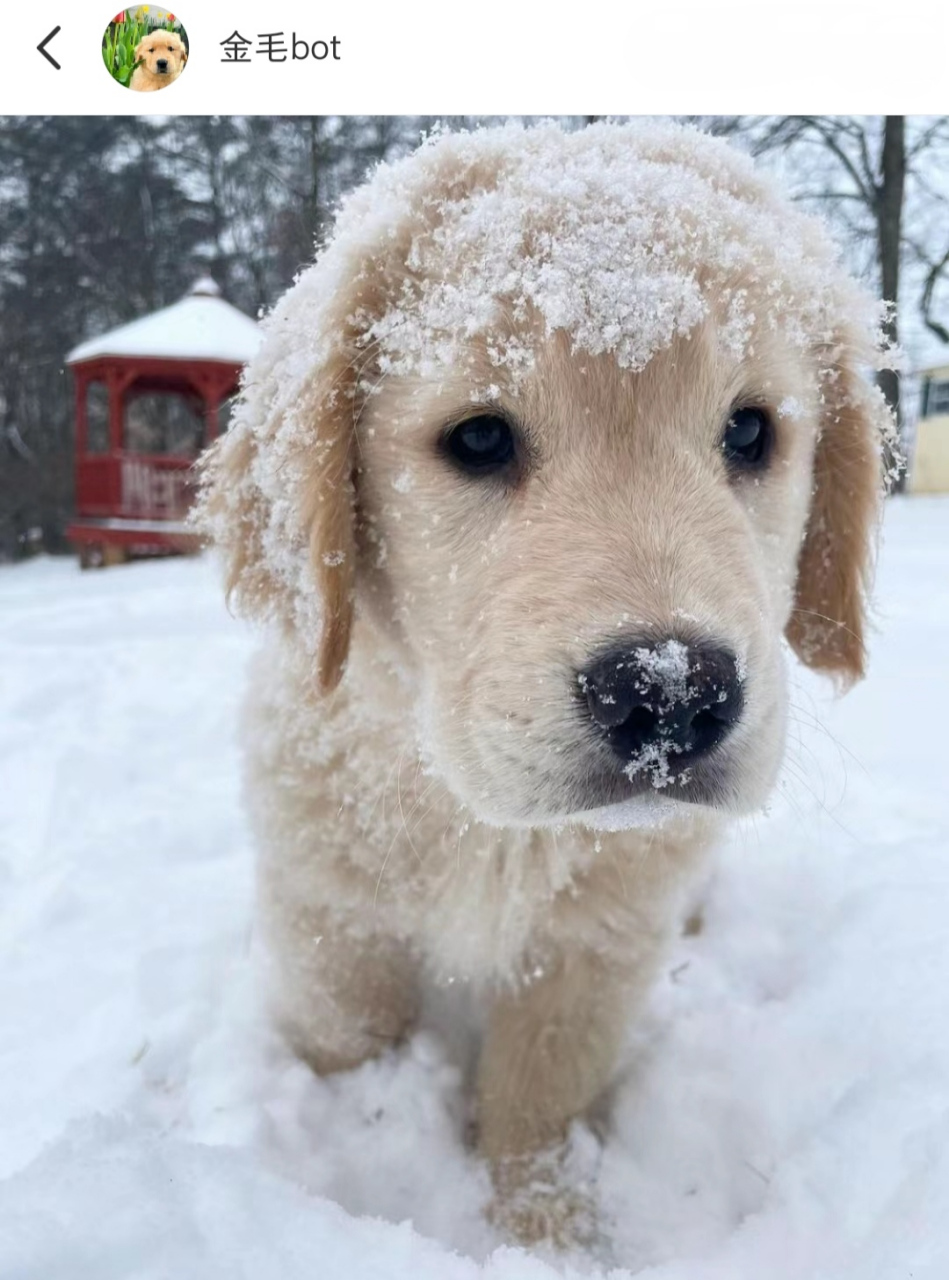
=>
[243,641,714,985]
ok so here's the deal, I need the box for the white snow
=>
[2,496,949,1277]
[67,279,262,366]
[354,121,886,381]
[633,639,691,705]
[776,396,805,421]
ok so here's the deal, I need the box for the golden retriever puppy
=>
[195,122,896,1247]
[129,29,187,91]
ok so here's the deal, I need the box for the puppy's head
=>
[196,122,897,828]
[134,30,186,79]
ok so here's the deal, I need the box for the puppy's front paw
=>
[488,1147,598,1252]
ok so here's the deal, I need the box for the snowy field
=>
[2,496,949,1279]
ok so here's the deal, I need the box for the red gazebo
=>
[66,277,261,566]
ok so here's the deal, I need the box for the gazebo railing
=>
[74,452,196,523]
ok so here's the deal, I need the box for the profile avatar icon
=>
[102,7,189,91]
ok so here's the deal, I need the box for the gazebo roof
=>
[66,277,262,367]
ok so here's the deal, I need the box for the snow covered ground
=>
[2,496,949,1279]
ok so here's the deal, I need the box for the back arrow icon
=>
[38,26,62,69]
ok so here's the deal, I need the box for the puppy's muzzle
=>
[579,639,743,773]
[156,58,169,72]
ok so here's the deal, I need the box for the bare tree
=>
[697,116,949,489]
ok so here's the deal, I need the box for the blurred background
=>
[0,114,947,560]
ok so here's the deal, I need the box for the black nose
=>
[157,59,169,70]
[578,639,744,775]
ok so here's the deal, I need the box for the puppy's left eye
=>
[722,407,772,469]
[442,414,516,475]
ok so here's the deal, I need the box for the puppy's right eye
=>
[442,414,516,475]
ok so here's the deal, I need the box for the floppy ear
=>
[785,344,892,686]
[194,339,358,696]
[302,399,358,693]
[133,37,147,61]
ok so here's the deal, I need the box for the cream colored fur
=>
[129,31,187,92]
[196,123,892,1248]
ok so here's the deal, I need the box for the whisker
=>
[396,745,425,867]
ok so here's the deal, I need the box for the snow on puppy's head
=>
[195,120,896,710]
[352,120,868,383]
